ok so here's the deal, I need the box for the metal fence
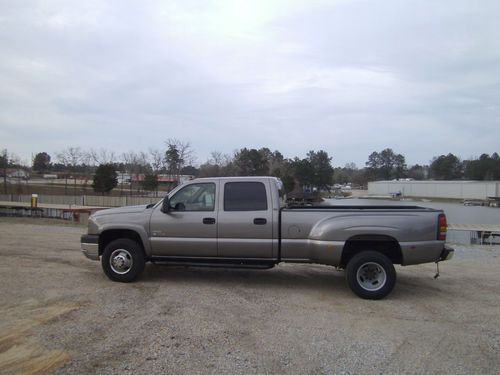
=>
[0,194,161,207]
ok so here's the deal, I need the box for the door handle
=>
[203,218,216,225]
[253,218,267,225]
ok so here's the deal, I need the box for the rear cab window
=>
[275,178,287,208]
[224,182,268,211]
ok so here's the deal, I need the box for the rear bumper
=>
[401,241,453,265]
[438,246,454,262]
[81,234,100,261]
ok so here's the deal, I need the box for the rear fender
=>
[341,234,402,266]
[308,214,403,242]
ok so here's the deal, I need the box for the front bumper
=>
[81,234,100,261]
[438,246,454,262]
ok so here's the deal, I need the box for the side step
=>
[150,256,277,270]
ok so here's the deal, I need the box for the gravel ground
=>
[0,217,499,375]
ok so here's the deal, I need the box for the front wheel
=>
[102,239,145,282]
[346,251,396,300]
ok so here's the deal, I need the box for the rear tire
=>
[102,239,145,282]
[346,251,396,300]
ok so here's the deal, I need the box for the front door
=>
[149,181,218,257]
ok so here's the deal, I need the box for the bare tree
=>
[80,150,94,189]
[149,148,164,173]
[56,147,83,195]
[165,138,196,169]
[121,151,151,194]
[199,150,237,177]
[57,147,82,168]
[199,151,221,177]
[89,148,116,165]
[139,151,149,168]
[209,151,223,165]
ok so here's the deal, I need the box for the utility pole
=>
[2,149,8,195]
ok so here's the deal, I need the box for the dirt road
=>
[0,217,499,374]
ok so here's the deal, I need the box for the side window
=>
[169,183,215,211]
[224,182,268,211]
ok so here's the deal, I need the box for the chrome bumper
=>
[81,235,100,261]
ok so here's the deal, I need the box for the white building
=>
[8,169,30,179]
[368,181,500,200]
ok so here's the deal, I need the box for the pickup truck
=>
[81,176,454,299]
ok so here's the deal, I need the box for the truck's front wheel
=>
[102,239,145,282]
[346,251,396,300]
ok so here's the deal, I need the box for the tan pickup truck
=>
[81,176,453,299]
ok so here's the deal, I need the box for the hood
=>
[92,204,151,217]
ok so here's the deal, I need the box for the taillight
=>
[438,214,447,241]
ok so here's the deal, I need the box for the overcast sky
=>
[1,0,499,167]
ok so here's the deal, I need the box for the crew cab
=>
[81,177,453,299]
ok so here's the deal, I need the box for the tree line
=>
[334,150,500,185]
[2,145,499,196]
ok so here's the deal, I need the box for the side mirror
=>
[161,197,170,213]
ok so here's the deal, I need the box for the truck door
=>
[217,180,273,258]
[149,181,218,257]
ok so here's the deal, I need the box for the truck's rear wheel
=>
[346,251,396,300]
[102,239,145,282]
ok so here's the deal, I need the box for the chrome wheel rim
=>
[356,262,387,291]
[110,249,133,274]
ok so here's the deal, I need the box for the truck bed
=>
[286,205,437,211]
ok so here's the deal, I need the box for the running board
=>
[150,256,277,269]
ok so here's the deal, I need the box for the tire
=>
[101,239,145,282]
[345,251,396,300]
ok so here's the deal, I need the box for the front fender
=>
[89,209,153,256]
[99,224,152,256]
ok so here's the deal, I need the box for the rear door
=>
[217,180,273,258]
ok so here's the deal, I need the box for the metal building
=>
[368,181,500,200]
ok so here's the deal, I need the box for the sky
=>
[1,0,499,168]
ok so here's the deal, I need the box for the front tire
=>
[102,239,145,282]
[346,251,396,300]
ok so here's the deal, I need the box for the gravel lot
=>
[0,217,499,374]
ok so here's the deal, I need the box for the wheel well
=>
[341,235,402,267]
[99,230,144,255]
